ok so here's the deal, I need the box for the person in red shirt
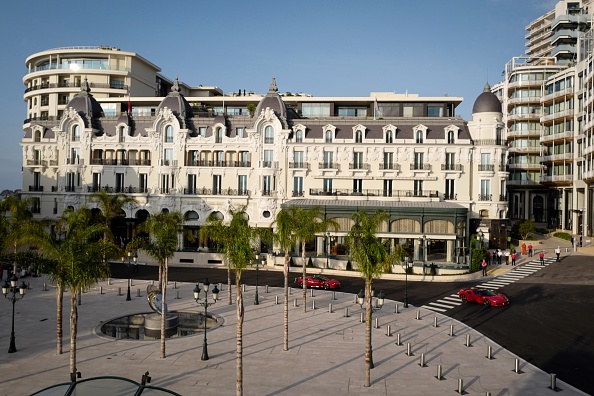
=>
[528,244,533,257]
[481,259,488,276]
[511,252,516,266]
[539,251,545,265]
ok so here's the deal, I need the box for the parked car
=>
[458,287,509,307]
[294,275,341,290]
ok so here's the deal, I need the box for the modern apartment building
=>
[20,46,508,267]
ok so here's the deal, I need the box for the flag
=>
[127,93,132,114]
[374,96,382,119]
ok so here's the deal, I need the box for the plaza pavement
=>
[0,234,589,395]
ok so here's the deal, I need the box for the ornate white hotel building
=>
[20,46,509,268]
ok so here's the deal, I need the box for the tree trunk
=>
[236,271,244,396]
[283,249,289,351]
[56,285,63,355]
[301,241,307,313]
[364,280,372,387]
[69,291,78,381]
[160,259,168,359]
[227,258,232,305]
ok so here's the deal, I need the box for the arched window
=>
[295,130,303,143]
[119,126,126,142]
[447,131,455,144]
[165,125,174,143]
[415,130,423,144]
[355,130,363,143]
[325,130,333,143]
[385,130,393,143]
[265,126,274,144]
[215,127,223,143]
[34,130,42,142]
[185,210,199,221]
[72,125,80,142]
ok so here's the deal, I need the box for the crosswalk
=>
[421,258,555,313]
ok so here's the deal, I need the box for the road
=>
[110,257,594,395]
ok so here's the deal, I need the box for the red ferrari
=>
[458,287,509,307]
[295,275,341,290]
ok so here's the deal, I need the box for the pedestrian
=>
[511,252,516,266]
[486,250,491,266]
[481,259,488,276]
[504,250,510,265]
[539,250,545,265]
[497,249,502,265]
[580,235,583,247]
[528,243,533,257]
[555,246,561,262]
[521,242,527,256]
[571,237,575,248]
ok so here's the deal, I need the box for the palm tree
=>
[134,211,182,359]
[199,214,234,305]
[346,210,394,388]
[29,207,116,378]
[90,190,136,250]
[292,206,338,312]
[0,195,34,273]
[201,207,260,396]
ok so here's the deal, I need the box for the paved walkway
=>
[0,249,589,396]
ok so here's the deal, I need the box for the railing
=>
[379,163,399,170]
[264,137,274,144]
[444,193,457,200]
[26,159,43,166]
[292,191,305,197]
[187,160,251,167]
[159,159,178,166]
[478,194,492,201]
[441,164,463,171]
[28,185,43,192]
[478,164,495,171]
[66,158,84,165]
[65,186,76,192]
[507,179,541,186]
[410,164,431,171]
[24,81,129,94]
[540,174,573,183]
[309,188,439,198]
[318,162,340,170]
[183,188,250,196]
[289,162,309,169]
[259,161,278,168]
[349,163,370,170]
[474,139,505,146]
[130,159,151,166]
[499,194,507,201]
[541,152,572,162]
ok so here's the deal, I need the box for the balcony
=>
[441,164,463,171]
[540,174,573,185]
[264,137,274,144]
[289,162,309,169]
[506,129,543,138]
[129,159,151,166]
[66,157,84,165]
[379,163,400,170]
[444,193,457,200]
[26,159,43,166]
[410,164,431,171]
[541,152,572,162]
[478,194,492,201]
[183,187,250,197]
[478,164,495,172]
[159,159,178,167]
[292,191,305,197]
[474,139,505,146]
[540,108,573,123]
[540,130,573,144]
[259,161,278,168]
[309,188,439,198]
[28,185,43,192]
[507,145,541,154]
[349,163,370,170]
[507,162,541,170]
[187,160,251,168]
[506,179,541,187]
[318,162,340,170]
[24,81,129,94]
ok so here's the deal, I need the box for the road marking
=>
[482,281,511,286]
[477,284,501,289]
[428,302,456,309]
[442,296,462,304]
[422,305,447,312]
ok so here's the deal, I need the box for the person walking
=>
[504,250,510,265]
[511,252,516,266]
[528,243,533,257]
[486,250,491,266]
[481,259,488,276]
[521,242,527,256]
[555,246,561,262]
[539,250,545,265]
[497,249,502,265]
[580,235,583,247]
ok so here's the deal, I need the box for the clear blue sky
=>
[0,0,558,191]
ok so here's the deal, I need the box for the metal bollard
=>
[289,287,292,295]
[550,373,557,391]
[275,295,279,305]
[332,291,336,300]
[436,365,442,380]
[406,342,412,356]
[137,289,141,297]
[265,285,269,293]
[27,282,30,290]
[174,281,177,289]
[386,324,391,337]
[242,284,246,292]
[395,333,401,346]
[176,290,180,299]
[433,316,438,327]
[486,346,493,360]
[118,287,122,296]
[344,307,349,317]
[360,312,364,323]
[457,378,463,394]
[312,300,315,310]
[218,283,223,291]
[514,358,521,374]
[151,280,154,286]
[354,295,357,303]
[395,303,399,314]
[130,279,134,287]
[465,334,471,347]
[329,303,333,313]
[293,298,297,307]
[43,283,47,291]
[374,318,379,329]
[310,289,314,298]
[108,278,112,285]
[449,324,455,336]
[99,286,103,295]
[419,353,426,367]
[416,310,421,320]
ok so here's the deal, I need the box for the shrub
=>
[553,232,572,242]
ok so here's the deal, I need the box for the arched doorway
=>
[533,195,544,223]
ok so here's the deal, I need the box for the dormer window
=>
[447,130,455,144]
[415,130,423,144]
[34,130,41,142]
[385,130,393,144]
[165,125,174,143]
[119,126,126,142]
[325,130,333,143]
[215,127,224,143]
[295,130,303,143]
[355,130,363,143]
[72,125,80,142]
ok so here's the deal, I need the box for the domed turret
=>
[255,77,287,119]
[156,77,193,119]
[472,83,501,114]
[67,78,104,119]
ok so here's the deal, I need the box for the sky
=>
[0,0,559,191]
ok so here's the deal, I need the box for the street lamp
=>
[2,275,27,353]
[357,288,385,369]
[402,256,412,308]
[122,252,137,301]
[254,253,260,305]
[194,278,219,361]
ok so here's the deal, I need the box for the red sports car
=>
[458,287,509,307]
[295,275,341,290]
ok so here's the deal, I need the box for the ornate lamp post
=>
[357,288,385,369]
[193,278,219,361]
[326,231,331,268]
[2,275,27,353]
[254,253,260,305]
[121,252,137,301]
[402,256,412,308]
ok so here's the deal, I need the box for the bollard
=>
[406,342,412,356]
[312,300,316,310]
[329,303,333,313]
[218,283,223,291]
[130,279,134,287]
[386,324,391,337]
[514,358,521,374]
[118,287,122,296]
[550,373,557,391]
[174,281,177,289]
[108,278,112,285]
[176,290,180,300]
[433,316,438,327]
[395,303,399,314]
[265,285,269,293]
[436,365,442,380]
[374,318,379,329]
[310,289,314,298]
[395,333,401,346]
[289,287,292,295]
[344,307,349,317]
[449,324,454,337]
[486,346,493,360]
[99,286,103,295]
[332,291,336,300]
[294,298,297,307]
[242,284,246,292]
[78,292,81,306]
[275,295,279,305]
[151,280,154,286]
[360,312,364,323]
[419,353,426,367]
[354,295,358,303]
[416,310,421,320]
[465,334,471,347]
[137,289,141,297]
[43,283,47,291]
[457,378,463,394]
